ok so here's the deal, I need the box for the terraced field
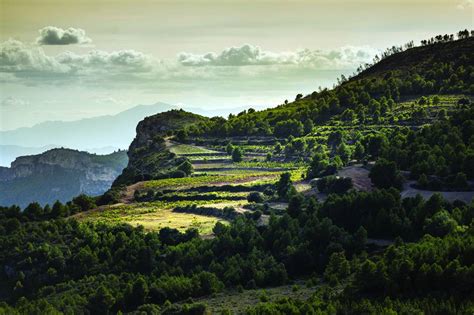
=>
[74,95,469,235]
[75,140,304,234]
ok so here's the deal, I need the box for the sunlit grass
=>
[168,142,217,154]
[75,201,231,234]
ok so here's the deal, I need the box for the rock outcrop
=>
[0,148,128,207]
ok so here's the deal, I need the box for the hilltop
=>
[354,37,474,80]
[112,109,209,186]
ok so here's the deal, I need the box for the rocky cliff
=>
[0,148,128,208]
[113,109,208,186]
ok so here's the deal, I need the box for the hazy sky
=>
[1,0,472,130]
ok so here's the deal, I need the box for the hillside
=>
[0,148,128,207]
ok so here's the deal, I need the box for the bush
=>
[232,147,243,162]
[369,159,403,189]
[247,192,264,203]
[72,194,96,212]
[170,170,187,178]
[177,160,194,176]
[316,176,353,194]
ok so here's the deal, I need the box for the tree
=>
[274,142,282,153]
[452,172,468,190]
[304,119,314,134]
[287,193,304,218]
[51,201,68,218]
[369,159,403,189]
[232,147,243,162]
[175,129,188,142]
[127,276,149,308]
[417,174,429,188]
[72,194,96,212]
[277,172,292,200]
[354,226,367,252]
[307,152,330,178]
[367,135,388,158]
[353,142,365,161]
[226,143,234,155]
[247,192,264,203]
[424,210,457,237]
[88,286,115,314]
[328,130,344,147]
[337,143,352,163]
[23,202,43,220]
[274,120,304,137]
[177,160,193,176]
[324,252,351,285]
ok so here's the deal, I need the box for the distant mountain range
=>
[0,102,176,159]
[0,102,263,166]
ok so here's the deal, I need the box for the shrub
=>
[316,176,353,194]
[247,192,264,203]
[369,159,403,189]
[232,147,243,162]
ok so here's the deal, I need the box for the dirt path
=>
[402,181,474,203]
[337,165,373,191]
[121,181,146,204]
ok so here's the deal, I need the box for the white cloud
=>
[0,40,154,78]
[0,40,377,90]
[457,0,472,9]
[0,39,67,73]
[36,26,92,45]
[178,44,297,66]
[1,96,30,107]
[56,50,154,73]
[177,44,378,69]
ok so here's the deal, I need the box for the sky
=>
[0,0,473,131]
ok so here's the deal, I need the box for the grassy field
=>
[74,201,231,234]
[167,141,218,155]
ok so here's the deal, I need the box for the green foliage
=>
[369,159,403,189]
[177,160,194,176]
[232,147,244,162]
[276,172,292,200]
[315,176,353,194]
[226,142,234,155]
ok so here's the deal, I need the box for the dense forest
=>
[1,31,473,314]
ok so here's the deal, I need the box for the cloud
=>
[36,26,92,45]
[0,39,67,73]
[177,44,378,69]
[0,40,154,78]
[457,0,472,9]
[0,39,377,91]
[56,50,154,72]
[1,97,30,107]
[178,44,297,66]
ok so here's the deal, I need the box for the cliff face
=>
[113,109,208,186]
[0,148,128,208]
